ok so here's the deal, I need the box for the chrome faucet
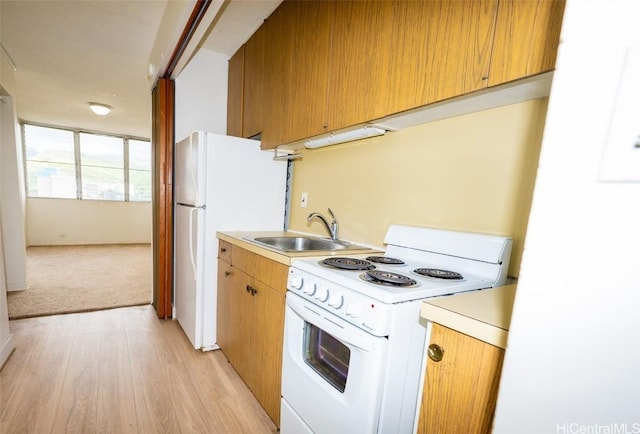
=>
[307,208,339,241]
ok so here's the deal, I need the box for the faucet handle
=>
[327,208,337,222]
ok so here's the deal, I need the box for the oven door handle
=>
[287,293,386,352]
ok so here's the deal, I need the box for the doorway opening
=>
[8,244,151,319]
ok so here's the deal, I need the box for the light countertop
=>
[420,284,517,349]
[221,230,515,348]
[217,230,382,266]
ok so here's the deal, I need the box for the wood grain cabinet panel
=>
[247,280,285,427]
[242,22,266,138]
[417,323,505,434]
[218,240,232,263]
[216,259,242,370]
[386,0,498,109]
[325,1,396,130]
[256,0,563,149]
[254,254,288,293]
[261,0,332,149]
[231,244,256,276]
[327,0,498,132]
[216,244,287,427]
[488,0,566,86]
[227,46,244,137]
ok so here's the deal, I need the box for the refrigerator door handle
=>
[188,134,200,206]
[189,206,198,281]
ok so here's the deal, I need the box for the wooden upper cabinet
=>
[255,0,564,149]
[261,1,332,149]
[227,45,244,137]
[392,0,497,106]
[326,1,396,131]
[243,23,266,138]
[488,0,565,86]
[327,0,498,132]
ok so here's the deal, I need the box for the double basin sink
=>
[249,236,369,252]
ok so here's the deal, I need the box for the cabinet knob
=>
[428,344,444,362]
[221,247,227,253]
[224,271,231,277]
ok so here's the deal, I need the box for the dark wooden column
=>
[151,77,174,319]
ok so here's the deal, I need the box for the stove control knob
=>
[302,282,316,296]
[314,287,329,302]
[346,303,362,318]
[289,275,304,290]
[328,294,344,309]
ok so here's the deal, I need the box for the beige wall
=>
[26,198,152,246]
[289,99,548,277]
[0,15,17,364]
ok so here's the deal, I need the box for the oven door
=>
[281,291,389,434]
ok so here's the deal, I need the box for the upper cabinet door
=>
[261,1,332,149]
[488,0,565,86]
[325,1,396,131]
[326,0,498,132]
[227,45,244,138]
[389,0,497,107]
[242,23,266,139]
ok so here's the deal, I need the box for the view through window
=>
[23,123,151,201]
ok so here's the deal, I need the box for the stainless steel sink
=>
[250,236,365,252]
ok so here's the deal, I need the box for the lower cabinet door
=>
[247,280,285,427]
[216,259,234,355]
[216,249,287,428]
[417,323,505,434]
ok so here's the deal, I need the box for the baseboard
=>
[0,333,15,370]
[6,280,28,292]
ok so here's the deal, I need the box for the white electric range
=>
[280,224,512,434]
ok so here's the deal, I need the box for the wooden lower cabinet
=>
[417,323,505,434]
[216,240,288,427]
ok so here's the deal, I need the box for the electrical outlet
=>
[300,192,308,208]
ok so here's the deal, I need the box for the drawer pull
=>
[221,247,227,253]
[224,271,231,277]
[428,344,444,362]
[246,285,258,296]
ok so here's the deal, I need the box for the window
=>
[128,139,152,202]
[80,133,125,200]
[23,123,151,201]
[24,125,76,199]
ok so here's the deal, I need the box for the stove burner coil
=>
[414,268,463,280]
[365,256,405,265]
[362,270,417,287]
[321,257,374,270]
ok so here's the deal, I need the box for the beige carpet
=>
[7,244,152,319]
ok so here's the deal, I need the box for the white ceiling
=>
[1,0,280,139]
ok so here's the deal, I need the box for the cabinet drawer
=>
[218,240,232,263]
[231,246,256,275]
[254,254,288,294]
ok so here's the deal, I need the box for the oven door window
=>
[303,322,350,393]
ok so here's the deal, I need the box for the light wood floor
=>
[0,305,278,433]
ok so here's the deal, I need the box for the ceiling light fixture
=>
[88,102,112,116]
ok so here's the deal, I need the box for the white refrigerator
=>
[174,131,287,350]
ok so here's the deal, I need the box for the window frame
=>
[21,122,151,202]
